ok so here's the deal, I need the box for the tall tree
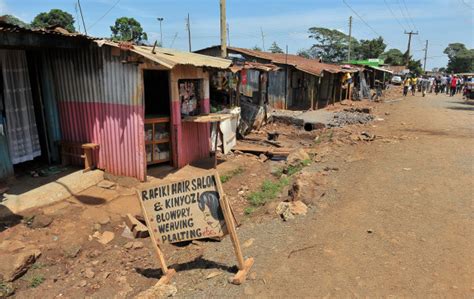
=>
[354,37,386,60]
[381,48,405,65]
[252,45,262,51]
[1,15,30,28]
[307,27,357,62]
[443,43,474,73]
[407,58,423,75]
[110,17,148,43]
[268,41,284,53]
[31,9,75,32]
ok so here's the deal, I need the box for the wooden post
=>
[136,191,176,284]
[214,171,254,284]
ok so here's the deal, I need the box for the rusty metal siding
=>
[48,46,146,180]
[268,70,286,109]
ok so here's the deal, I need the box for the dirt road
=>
[193,93,474,297]
[3,93,472,298]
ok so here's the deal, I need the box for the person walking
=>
[403,76,411,97]
[450,76,457,97]
[446,75,452,95]
[411,76,418,96]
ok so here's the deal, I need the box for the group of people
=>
[402,74,466,97]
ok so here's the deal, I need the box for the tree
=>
[31,9,75,32]
[268,41,284,53]
[251,45,262,51]
[381,48,405,66]
[307,27,357,62]
[443,43,474,73]
[1,15,30,28]
[354,37,386,60]
[407,58,423,75]
[110,17,148,43]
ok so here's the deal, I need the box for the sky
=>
[1,0,473,69]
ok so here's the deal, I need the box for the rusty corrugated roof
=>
[0,19,94,39]
[227,47,348,76]
[95,40,232,70]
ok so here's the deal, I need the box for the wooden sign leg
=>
[136,191,176,285]
[214,175,254,285]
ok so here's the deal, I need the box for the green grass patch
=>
[220,166,245,183]
[0,281,14,296]
[314,129,334,145]
[244,206,256,215]
[31,262,45,270]
[247,176,290,207]
[273,159,311,178]
[29,275,45,288]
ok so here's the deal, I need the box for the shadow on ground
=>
[135,256,237,279]
[0,205,23,232]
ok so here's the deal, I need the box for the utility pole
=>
[423,40,429,73]
[260,27,265,51]
[347,16,352,62]
[186,13,192,52]
[77,0,87,35]
[404,30,418,66]
[157,17,164,46]
[227,23,230,47]
[220,0,227,58]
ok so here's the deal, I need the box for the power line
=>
[341,0,381,37]
[400,0,424,47]
[395,0,414,32]
[87,0,121,31]
[383,0,407,31]
[460,0,474,10]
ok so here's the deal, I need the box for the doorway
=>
[143,70,172,170]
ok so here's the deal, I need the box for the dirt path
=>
[187,93,474,297]
[3,93,472,298]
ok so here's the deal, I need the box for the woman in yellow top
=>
[403,77,411,96]
[411,77,418,95]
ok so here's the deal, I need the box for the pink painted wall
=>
[58,101,146,181]
[171,98,211,168]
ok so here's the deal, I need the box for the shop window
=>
[179,79,202,117]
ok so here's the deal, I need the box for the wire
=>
[88,0,122,31]
[460,0,474,10]
[341,0,381,37]
[400,0,424,47]
[383,0,407,31]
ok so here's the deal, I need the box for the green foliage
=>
[252,45,262,51]
[354,37,386,60]
[110,17,147,43]
[268,41,284,53]
[247,177,290,206]
[444,43,474,73]
[31,9,75,32]
[2,14,29,28]
[381,48,405,66]
[220,167,244,183]
[408,58,423,75]
[0,281,14,297]
[29,275,45,288]
[307,27,354,62]
[244,206,256,215]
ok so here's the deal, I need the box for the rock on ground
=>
[135,283,177,298]
[0,248,41,281]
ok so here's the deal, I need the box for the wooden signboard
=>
[137,170,254,285]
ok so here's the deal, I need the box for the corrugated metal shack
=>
[196,46,358,111]
[0,21,231,182]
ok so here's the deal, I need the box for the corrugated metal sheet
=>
[95,40,232,70]
[227,47,344,76]
[48,46,146,180]
[240,69,259,98]
[268,71,286,109]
